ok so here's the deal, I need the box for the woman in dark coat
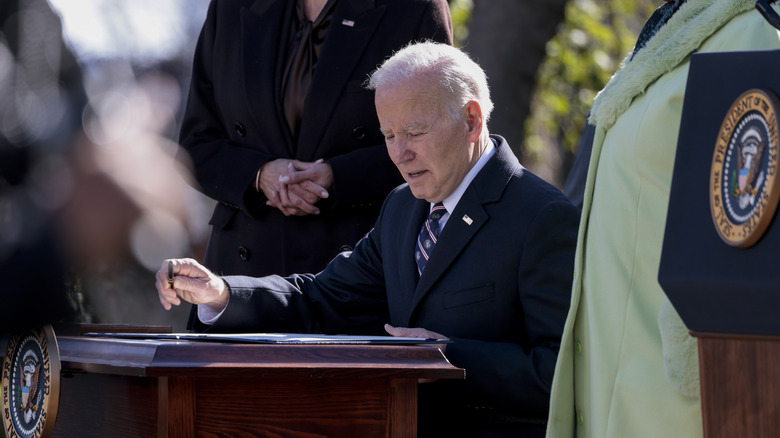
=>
[179,0,453,278]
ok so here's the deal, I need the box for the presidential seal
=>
[2,325,60,438]
[710,89,780,248]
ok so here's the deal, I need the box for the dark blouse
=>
[282,0,338,142]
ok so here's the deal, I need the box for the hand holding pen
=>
[157,258,229,313]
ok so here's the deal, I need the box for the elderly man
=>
[157,41,579,437]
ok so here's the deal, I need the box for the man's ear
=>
[465,100,483,143]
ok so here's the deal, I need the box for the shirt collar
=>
[435,137,496,216]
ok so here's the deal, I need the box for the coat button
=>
[577,410,584,425]
[575,340,583,354]
[235,122,246,137]
[238,246,250,261]
[351,125,366,140]
[339,245,353,253]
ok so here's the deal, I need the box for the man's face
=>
[375,77,479,203]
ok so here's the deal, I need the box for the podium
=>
[659,50,780,437]
[35,325,463,437]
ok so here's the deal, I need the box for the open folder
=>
[83,332,451,345]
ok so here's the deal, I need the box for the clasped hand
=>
[259,158,333,216]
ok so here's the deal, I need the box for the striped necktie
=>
[416,202,446,275]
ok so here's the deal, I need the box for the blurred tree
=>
[462,0,569,168]
[454,0,660,187]
[525,0,659,186]
[449,0,472,45]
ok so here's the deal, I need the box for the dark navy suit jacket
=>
[201,136,580,435]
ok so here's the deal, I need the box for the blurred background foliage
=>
[449,0,659,186]
[524,0,659,185]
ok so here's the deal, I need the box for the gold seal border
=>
[2,325,60,438]
[710,89,780,248]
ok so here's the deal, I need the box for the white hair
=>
[367,41,493,125]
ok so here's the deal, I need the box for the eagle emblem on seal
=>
[734,127,766,208]
[20,355,42,420]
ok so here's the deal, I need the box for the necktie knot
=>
[416,202,446,275]
[428,202,446,222]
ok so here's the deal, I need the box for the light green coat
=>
[546,1,780,437]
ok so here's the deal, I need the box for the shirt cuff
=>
[197,301,227,325]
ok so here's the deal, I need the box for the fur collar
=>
[589,0,756,130]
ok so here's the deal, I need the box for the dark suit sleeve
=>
[198,198,397,335]
[178,0,273,213]
[443,200,579,416]
[325,0,453,209]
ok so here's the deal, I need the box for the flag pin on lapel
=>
[342,19,355,27]
[462,215,473,225]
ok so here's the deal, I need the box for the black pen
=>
[167,260,174,289]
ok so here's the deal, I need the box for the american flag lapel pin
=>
[462,214,473,225]
[342,19,355,27]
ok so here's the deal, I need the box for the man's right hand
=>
[156,258,229,313]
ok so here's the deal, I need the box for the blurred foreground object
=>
[1,0,199,333]
[0,0,86,333]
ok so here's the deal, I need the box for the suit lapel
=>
[408,137,519,319]
[410,191,488,312]
[243,0,296,156]
[389,196,427,328]
[297,0,385,157]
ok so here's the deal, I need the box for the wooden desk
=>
[51,335,464,437]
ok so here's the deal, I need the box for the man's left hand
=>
[385,324,449,384]
[384,323,449,352]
